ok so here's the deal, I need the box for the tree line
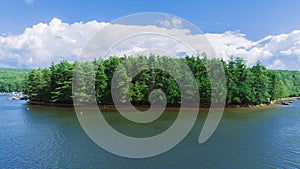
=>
[0,68,31,92]
[23,55,300,106]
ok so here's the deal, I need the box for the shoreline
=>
[27,96,300,109]
[271,97,300,105]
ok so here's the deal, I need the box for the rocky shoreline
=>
[271,97,300,105]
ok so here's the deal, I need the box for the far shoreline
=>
[26,96,300,110]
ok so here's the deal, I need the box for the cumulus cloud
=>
[0,17,300,70]
[206,30,300,70]
[0,18,107,68]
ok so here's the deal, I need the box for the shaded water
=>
[1,95,300,168]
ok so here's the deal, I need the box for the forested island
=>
[21,55,300,107]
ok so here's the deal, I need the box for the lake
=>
[1,95,300,168]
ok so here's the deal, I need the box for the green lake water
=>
[1,95,300,168]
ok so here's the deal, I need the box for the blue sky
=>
[1,0,300,40]
[0,0,300,69]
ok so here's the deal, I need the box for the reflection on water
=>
[0,96,300,168]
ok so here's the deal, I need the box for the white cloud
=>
[205,30,300,70]
[159,16,183,29]
[267,59,286,70]
[0,17,300,70]
[0,18,107,68]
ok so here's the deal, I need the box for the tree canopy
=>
[23,55,300,106]
[0,68,31,92]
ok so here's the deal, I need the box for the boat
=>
[19,95,29,100]
[7,92,29,101]
[281,101,290,105]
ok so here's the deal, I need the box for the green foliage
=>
[24,56,300,106]
[0,68,31,92]
[49,61,74,104]
[184,56,211,104]
[73,61,98,104]
[251,61,272,104]
[24,68,51,102]
[268,70,288,101]
[111,63,131,104]
[225,58,252,104]
[95,60,108,104]
[277,70,300,97]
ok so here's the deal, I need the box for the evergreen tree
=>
[111,63,131,104]
[250,61,270,104]
[49,61,74,104]
[95,60,108,104]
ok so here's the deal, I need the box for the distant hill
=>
[0,68,31,92]
[276,70,300,97]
